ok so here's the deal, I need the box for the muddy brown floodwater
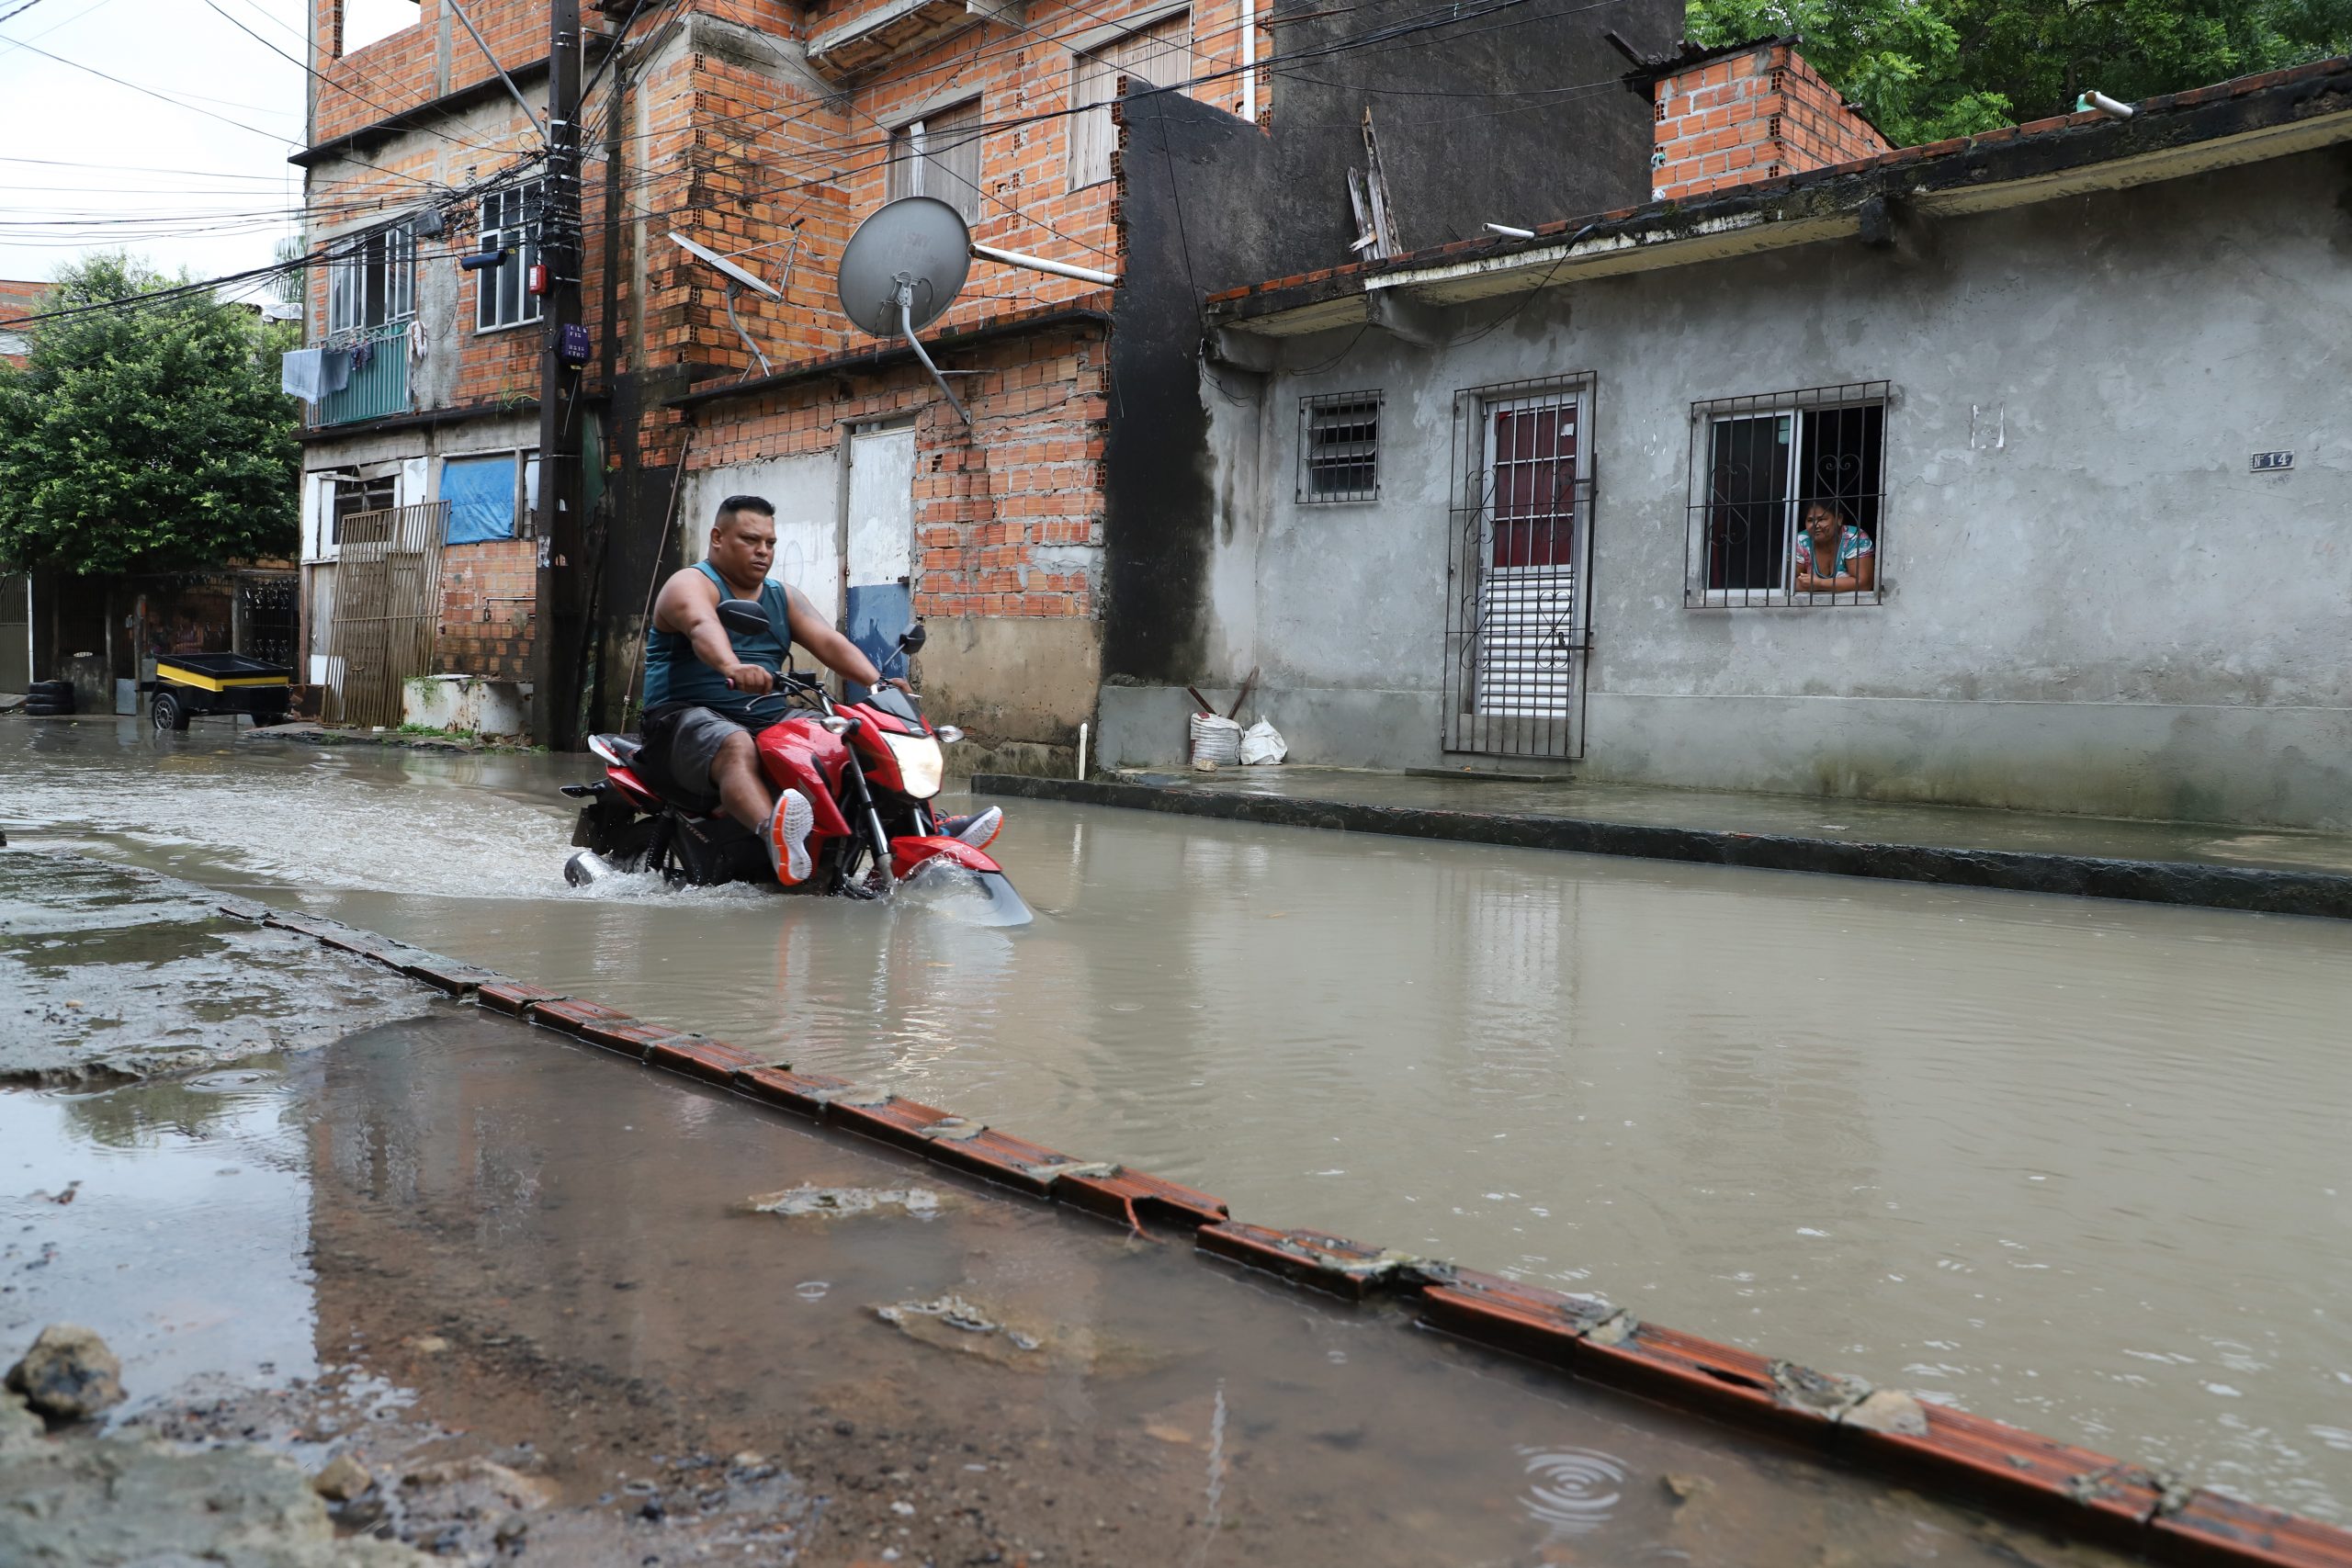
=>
[6,718,2351,1525]
[6,1009,2151,1566]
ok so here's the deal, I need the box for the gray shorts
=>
[649,705,751,796]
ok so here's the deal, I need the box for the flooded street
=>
[6,1007,2148,1565]
[7,718,2352,1524]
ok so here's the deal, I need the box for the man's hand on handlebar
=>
[874,676,912,694]
[724,661,776,695]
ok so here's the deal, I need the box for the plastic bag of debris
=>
[1189,711,1242,767]
[1239,718,1288,765]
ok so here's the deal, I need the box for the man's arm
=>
[650,569,775,694]
[782,585,902,692]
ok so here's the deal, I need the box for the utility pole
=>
[531,0,587,750]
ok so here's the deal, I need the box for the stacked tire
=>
[22,680,74,717]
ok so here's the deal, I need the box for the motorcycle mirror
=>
[717,600,773,638]
[898,618,927,655]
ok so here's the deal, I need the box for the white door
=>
[843,425,916,687]
[684,455,842,622]
[1474,393,1585,718]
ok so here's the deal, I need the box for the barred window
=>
[475,182,543,333]
[1686,382,1888,606]
[325,223,413,337]
[1299,391,1381,502]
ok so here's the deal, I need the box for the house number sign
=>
[2251,451,2294,471]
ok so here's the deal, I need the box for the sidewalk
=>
[971,766,2352,919]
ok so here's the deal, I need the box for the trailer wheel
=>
[151,691,191,731]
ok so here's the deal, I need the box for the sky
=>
[0,0,420,299]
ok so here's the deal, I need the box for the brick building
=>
[0,280,46,367]
[1646,37,1890,202]
[288,0,1674,749]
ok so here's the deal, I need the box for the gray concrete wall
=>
[1121,151,2352,829]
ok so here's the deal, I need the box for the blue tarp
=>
[442,455,516,544]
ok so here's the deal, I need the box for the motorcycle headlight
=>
[880,731,944,798]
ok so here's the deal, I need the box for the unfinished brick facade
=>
[297,0,1264,744]
[1650,41,1892,202]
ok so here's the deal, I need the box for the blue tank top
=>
[641,560,796,724]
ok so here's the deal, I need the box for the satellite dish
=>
[672,230,786,378]
[671,231,780,299]
[835,197,975,423]
[838,197,970,337]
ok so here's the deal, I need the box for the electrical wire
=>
[198,0,525,158]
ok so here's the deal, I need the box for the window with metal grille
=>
[1685,382,1888,606]
[325,223,414,337]
[887,98,986,226]
[332,474,398,546]
[1299,392,1381,502]
[475,182,543,333]
[1069,11,1191,189]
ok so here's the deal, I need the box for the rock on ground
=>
[0,1435,420,1565]
[5,1325,123,1424]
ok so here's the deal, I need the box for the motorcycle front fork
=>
[838,753,896,889]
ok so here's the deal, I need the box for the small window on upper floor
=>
[476,182,544,333]
[331,474,398,546]
[1069,11,1192,190]
[1686,383,1888,606]
[887,98,985,227]
[326,223,414,339]
[340,0,420,55]
[1299,391,1382,503]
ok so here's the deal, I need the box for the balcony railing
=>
[314,321,410,426]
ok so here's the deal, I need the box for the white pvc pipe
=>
[1240,0,1256,123]
[1485,222,1536,240]
[2083,90,2134,120]
[971,243,1121,288]
[1077,722,1089,780]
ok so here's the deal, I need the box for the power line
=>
[198,0,522,158]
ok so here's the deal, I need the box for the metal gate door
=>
[323,502,449,728]
[1442,378,1593,760]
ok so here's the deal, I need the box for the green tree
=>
[0,254,300,576]
[1685,0,2352,148]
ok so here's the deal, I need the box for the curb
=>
[972,774,2352,921]
[233,897,2352,1566]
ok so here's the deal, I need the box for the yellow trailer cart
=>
[141,653,293,731]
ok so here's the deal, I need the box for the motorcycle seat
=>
[588,732,643,766]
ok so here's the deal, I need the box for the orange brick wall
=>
[311,0,557,147]
[1651,43,1891,201]
[684,317,1109,623]
[435,538,539,676]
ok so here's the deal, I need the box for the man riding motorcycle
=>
[639,493,1000,884]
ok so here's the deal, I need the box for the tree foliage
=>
[0,254,300,576]
[1685,0,2352,147]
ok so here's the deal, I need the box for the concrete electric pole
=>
[532,0,587,750]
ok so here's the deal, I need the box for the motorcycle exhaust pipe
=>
[565,849,615,887]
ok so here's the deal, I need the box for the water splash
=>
[1190,1380,1227,1568]
[1517,1446,1625,1538]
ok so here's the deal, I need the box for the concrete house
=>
[288,0,1676,750]
[1107,50,2352,830]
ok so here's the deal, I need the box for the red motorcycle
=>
[560,606,1029,925]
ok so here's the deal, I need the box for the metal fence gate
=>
[323,502,448,728]
[1442,376,1595,761]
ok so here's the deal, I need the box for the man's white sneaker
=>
[936,806,1001,851]
[767,788,815,884]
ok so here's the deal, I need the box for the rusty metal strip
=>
[475,979,568,1017]
[248,903,2352,1568]
[731,1065,856,1116]
[641,1033,761,1085]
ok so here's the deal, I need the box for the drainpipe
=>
[1240,0,1255,122]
